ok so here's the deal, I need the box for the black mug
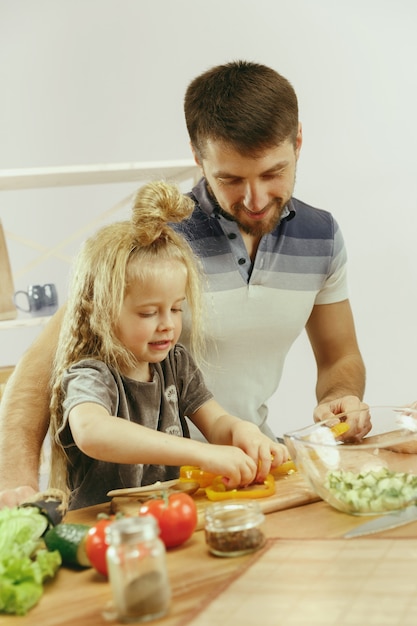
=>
[14,284,58,315]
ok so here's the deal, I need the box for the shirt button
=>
[228,232,237,240]
[238,258,246,265]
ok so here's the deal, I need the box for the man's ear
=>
[295,123,303,159]
[190,142,203,169]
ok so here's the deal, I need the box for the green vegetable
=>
[44,523,91,567]
[325,467,417,513]
[0,506,62,616]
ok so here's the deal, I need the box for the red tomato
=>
[85,518,112,577]
[139,492,197,549]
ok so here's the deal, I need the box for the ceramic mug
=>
[14,283,58,315]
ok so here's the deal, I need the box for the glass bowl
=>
[284,406,417,516]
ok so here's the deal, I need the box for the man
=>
[0,61,369,507]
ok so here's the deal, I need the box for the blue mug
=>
[14,284,58,315]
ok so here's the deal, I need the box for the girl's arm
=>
[68,402,257,487]
[190,398,289,482]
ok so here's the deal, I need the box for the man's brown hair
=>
[184,60,299,159]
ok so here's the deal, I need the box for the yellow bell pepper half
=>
[205,473,276,501]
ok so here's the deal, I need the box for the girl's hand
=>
[230,421,290,483]
[197,445,258,489]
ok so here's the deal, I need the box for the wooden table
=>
[3,484,417,626]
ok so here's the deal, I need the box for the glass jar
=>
[106,517,171,623]
[204,500,266,557]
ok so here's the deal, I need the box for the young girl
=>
[49,181,288,509]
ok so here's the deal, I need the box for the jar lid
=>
[106,516,158,545]
[204,500,264,532]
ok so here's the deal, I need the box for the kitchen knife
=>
[344,505,417,538]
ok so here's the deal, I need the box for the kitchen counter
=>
[3,474,417,626]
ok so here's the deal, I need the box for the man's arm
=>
[306,299,370,437]
[0,307,64,506]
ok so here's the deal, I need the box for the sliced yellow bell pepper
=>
[271,459,297,476]
[179,465,217,488]
[205,473,276,501]
[268,423,348,477]
[330,421,350,438]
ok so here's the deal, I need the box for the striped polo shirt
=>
[172,178,348,439]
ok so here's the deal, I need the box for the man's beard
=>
[212,196,286,237]
[205,181,289,237]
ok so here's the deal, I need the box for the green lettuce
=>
[0,506,62,615]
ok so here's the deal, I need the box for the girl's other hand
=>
[198,445,257,489]
[230,421,290,483]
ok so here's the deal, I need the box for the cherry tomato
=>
[85,517,113,577]
[139,492,197,549]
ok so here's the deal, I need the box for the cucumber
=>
[324,467,417,513]
[44,523,91,567]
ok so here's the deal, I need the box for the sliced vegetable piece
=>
[179,466,217,488]
[325,467,417,513]
[206,474,275,501]
[330,422,350,438]
[272,460,297,476]
[44,523,91,567]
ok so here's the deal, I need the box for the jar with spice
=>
[204,500,266,557]
[106,516,171,623]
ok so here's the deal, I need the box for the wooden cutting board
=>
[0,220,17,320]
[186,538,417,625]
[111,472,321,530]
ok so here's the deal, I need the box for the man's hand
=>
[313,395,371,441]
[0,485,38,509]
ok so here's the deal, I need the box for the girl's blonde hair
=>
[49,181,203,493]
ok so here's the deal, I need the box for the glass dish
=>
[284,405,417,516]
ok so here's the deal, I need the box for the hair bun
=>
[131,181,194,246]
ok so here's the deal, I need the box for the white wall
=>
[1,0,417,436]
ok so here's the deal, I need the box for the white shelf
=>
[0,315,53,330]
[0,159,199,190]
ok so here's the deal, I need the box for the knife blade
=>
[344,505,417,538]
